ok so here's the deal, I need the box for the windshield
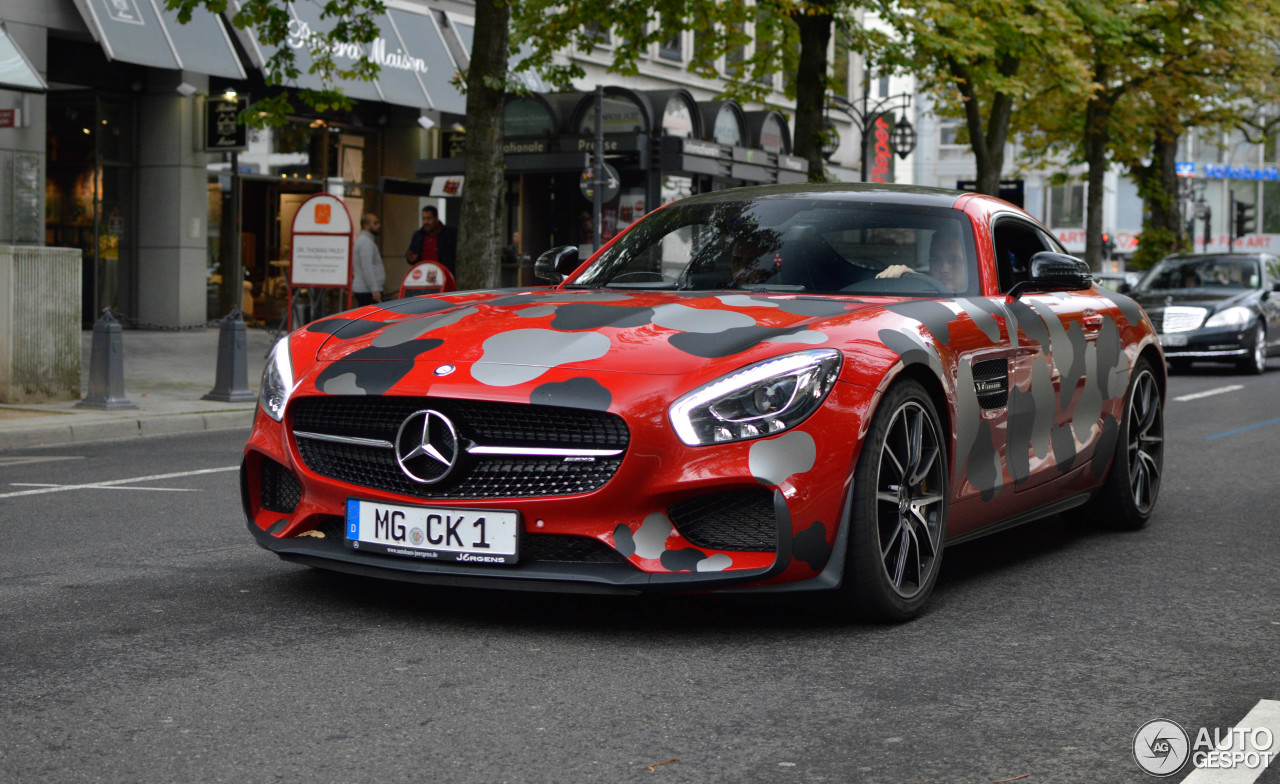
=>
[1137,256,1262,292]
[569,196,980,296]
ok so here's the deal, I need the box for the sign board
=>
[290,193,353,288]
[292,234,353,286]
[205,95,248,151]
[430,175,463,197]
[580,162,621,202]
[0,109,20,128]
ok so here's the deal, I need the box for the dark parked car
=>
[1126,253,1280,374]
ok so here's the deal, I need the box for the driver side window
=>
[992,218,1053,293]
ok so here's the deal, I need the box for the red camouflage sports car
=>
[242,184,1166,620]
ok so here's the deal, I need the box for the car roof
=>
[674,182,974,211]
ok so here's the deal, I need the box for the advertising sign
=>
[290,193,353,288]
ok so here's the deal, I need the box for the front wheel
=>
[838,379,948,622]
[1237,322,1267,375]
[1088,358,1164,530]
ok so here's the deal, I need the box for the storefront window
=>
[759,115,787,153]
[46,92,136,325]
[1263,181,1280,234]
[712,107,743,146]
[505,99,556,137]
[577,96,648,134]
[1047,181,1084,229]
[661,96,694,138]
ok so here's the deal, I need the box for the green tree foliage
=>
[1018,0,1280,268]
[165,0,386,125]
[870,0,1089,197]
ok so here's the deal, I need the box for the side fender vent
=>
[972,358,1009,409]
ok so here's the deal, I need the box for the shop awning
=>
[0,24,45,91]
[70,0,246,79]
[228,0,466,114]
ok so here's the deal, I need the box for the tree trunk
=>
[791,2,833,182]
[1082,70,1115,271]
[456,0,510,290]
[948,55,1017,197]
[1131,131,1186,268]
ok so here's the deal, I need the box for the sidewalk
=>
[0,327,278,450]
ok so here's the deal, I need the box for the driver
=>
[875,232,969,293]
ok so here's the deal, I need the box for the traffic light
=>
[1235,201,1256,237]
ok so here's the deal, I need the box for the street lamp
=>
[826,88,916,182]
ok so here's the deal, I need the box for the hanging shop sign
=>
[204,94,248,151]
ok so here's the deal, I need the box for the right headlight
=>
[1204,306,1252,328]
[259,337,295,422]
[669,349,842,446]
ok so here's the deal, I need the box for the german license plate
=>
[1160,333,1188,347]
[345,499,519,564]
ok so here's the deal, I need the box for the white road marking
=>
[0,456,85,467]
[1181,699,1280,784]
[1174,385,1244,402]
[9,483,199,493]
[0,466,239,499]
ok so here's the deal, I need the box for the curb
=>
[0,409,256,451]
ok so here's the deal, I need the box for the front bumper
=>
[1157,325,1253,359]
[241,382,872,595]
[241,462,851,595]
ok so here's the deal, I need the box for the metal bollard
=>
[76,309,137,410]
[203,309,256,402]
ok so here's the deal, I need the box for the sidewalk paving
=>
[0,327,278,450]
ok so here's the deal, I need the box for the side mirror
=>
[1010,252,1092,298]
[534,246,579,282]
[1118,282,1132,295]
[1272,281,1280,293]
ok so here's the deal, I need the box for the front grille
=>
[260,458,302,513]
[520,533,630,564]
[668,490,777,552]
[1162,306,1207,333]
[291,397,628,499]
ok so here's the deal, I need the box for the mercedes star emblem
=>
[395,409,460,484]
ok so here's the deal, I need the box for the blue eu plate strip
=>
[345,499,359,540]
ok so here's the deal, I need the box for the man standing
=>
[353,213,385,306]
[405,205,458,274]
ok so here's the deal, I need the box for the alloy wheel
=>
[874,401,945,599]
[1126,369,1163,515]
[1253,324,1267,373]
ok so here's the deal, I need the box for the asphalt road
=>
[2,361,1278,783]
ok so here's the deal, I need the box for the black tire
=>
[838,379,948,622]
[1089,358,1164,530]
[1236,322,1267,375]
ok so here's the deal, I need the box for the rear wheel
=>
[839,379,947,622]
[1088,359,1164,530]
[1237,322,1267,375]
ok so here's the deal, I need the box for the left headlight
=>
[669,349,842,446]
[1204,306,1253,328]
[259,337,295,422]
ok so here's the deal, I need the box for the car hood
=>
[303,288,881,378]
[1129,288,1257,312]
